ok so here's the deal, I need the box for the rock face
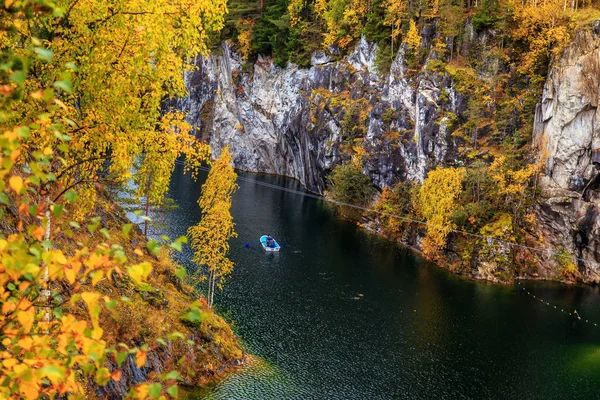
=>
[174,22,600,283]
[533,28,600,282]
[176,33,462,193]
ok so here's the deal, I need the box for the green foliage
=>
[472,0,501,32]
[327,164,374,220]
[374,181,417,238]
[552,247,578,281]
[252,0,291,66]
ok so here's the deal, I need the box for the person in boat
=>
[266,234,274,248]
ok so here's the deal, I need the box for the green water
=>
[164,166,600,399]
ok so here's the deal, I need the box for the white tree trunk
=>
[210,272,216,307]
[43,201,52,324]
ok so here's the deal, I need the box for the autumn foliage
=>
[188,148,238,308]
[0,0,233,398]
[419,167,465,258]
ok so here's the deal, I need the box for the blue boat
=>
[260,235,280,252]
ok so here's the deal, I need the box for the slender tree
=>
[188,148,238,307]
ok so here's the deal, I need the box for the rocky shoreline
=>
[170,22,600,284]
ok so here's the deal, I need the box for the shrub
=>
[327,164,375,220]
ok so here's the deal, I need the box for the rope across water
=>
[176,160,600,270]
[175,160,599,328]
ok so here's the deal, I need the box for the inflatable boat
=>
[260,235,281,252]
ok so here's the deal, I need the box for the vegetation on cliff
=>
[218,0,596,282]
[0,0,243,398]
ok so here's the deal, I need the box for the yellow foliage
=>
[188,148,238,307]
[508,0,570,74]
[383,0,407,42]
[419,167,465,258]
[237,19,255,60]
[315,0,369,48]
[552,247,578,281]
[488,155,543,210]
[404,20,422,53]
[289,0,306,26]
[0,0,229,398]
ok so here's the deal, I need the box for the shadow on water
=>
[163,165,600,400]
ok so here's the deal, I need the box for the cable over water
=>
[174,160,600,270]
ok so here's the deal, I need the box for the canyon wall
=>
[533,25,600,282]
[173,23,600,283]
[175,25,466,193]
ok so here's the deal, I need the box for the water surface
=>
[163,166,600,400]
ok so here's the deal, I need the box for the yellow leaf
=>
[17,309,34,333]
[19,382,38,400]
[10,148,20,162]
[135,384,149,399]
[2,358,17,368]
[9,175,23,193]
[30,90,44,99]
[91,270,104,286]
[64,266,76,284]
[17,336,33,350]
[2,301,16,315]
[53,250,67,265]
[81,292,102,339]
[127,262,152,284]
[81,292,99,310]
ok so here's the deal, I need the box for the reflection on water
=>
[182,358,302,400]
[163,165,600,400]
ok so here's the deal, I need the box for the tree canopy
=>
[0,0,229,397]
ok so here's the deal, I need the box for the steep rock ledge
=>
[172,22,600,283]
[533,26,600,283]
[174,31,464,193]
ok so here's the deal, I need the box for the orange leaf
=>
[136,350,147,368]
[18,203,29,215]
[32,226,45,241]
[2,301,16,315]
[111,369,122,381]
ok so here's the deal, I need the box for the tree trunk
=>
[208,269,215,307]
[144,195,149,238]
[211,275,216,307]
[42,200,52,325]
[391,25,394,63]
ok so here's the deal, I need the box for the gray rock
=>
[534,29,600,282]
[172,23,600,283]
[178,37,459,193]
[311,50,334,66]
